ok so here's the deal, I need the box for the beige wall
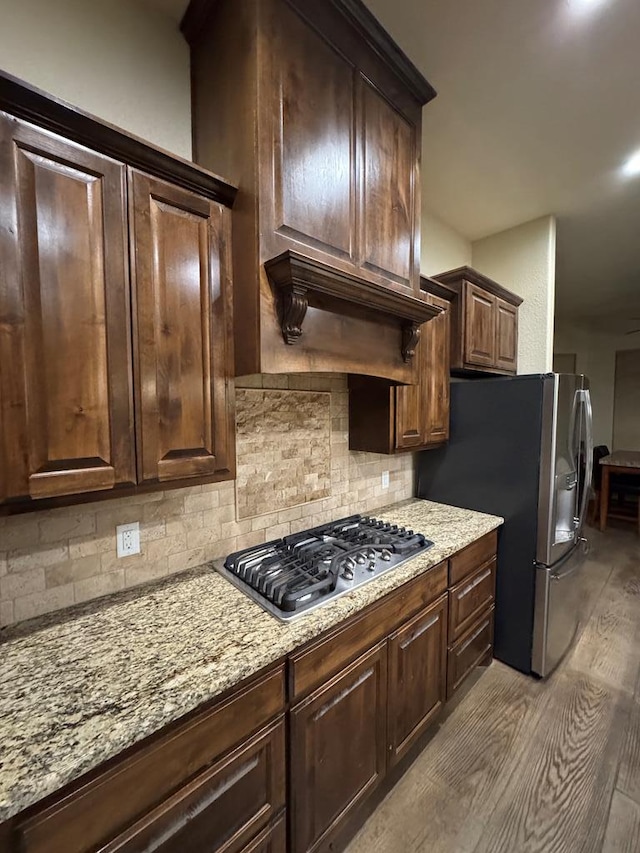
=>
[0,376,414,628]
[421,209,472,276]
[554,322,640,449]
[472,216,557,374]
[613,350,640,452]
[1,0,192,158]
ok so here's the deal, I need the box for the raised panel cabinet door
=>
[387,594,447,766]
[129,169,234,484]
[464,283,497,368]
[360,79,417,291]
[0,113,135,501]
[269,1,355,261]
[395,369,424,450]
[423,294,451,444]
[290,643,387,853]
[495,298,518,373]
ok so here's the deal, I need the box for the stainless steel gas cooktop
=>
[217,514,433,621]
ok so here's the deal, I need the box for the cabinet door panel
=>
[272,5,355,260]
[423,294,450,444]
[129,169,234,484]
[388,594,447,765]
[464,283,496,368]
[360,80,416,290]
[395,377,424,450]
[0,114,134,501]
[102,720,285,853]
[290,643,387,853]
[495,298,518,373]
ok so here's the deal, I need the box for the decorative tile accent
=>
[235,388,332,519]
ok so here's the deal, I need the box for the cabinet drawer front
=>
[447,607,494,699]
[449,530,497,586]
[449,559,496,643]
[388,594,448,765]
[289,562,448,701]
[18,667,284,853]
[102,719,285,853]
[291,644,387,853]
[241,816,286,853]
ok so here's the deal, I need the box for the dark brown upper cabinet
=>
[184,0,438,383]
[129,170,234,485]
[0,73,236,511]
[0,114,136,502]
[348,277,454,454]
[432,266,522,376]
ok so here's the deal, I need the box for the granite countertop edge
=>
[0,498,503,823]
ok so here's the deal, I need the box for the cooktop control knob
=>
[342,567,355,581]
[380,549,392,561]
[355,552,367,565]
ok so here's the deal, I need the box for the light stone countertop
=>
[0,498,502,823]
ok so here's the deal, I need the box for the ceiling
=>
[142,0,640,330]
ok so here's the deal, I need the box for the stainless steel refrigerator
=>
[416,373,593,677]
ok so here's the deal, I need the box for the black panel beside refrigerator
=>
[416,373,592,677]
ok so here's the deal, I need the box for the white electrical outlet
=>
[381,470,390,489]
[116,522,141,558]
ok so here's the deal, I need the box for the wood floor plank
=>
[618,700,640,806]
[472,671,628,853]
[601,791,640,853]
[567,583,640,695]
[417,661,550,816]
[345,770,484,853]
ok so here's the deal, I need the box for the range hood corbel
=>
[265,250,440,364]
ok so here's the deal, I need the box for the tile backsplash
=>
[0,375,414,627]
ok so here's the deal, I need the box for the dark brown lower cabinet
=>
[1,537,500,853]
[387,594,448,766]
[290,643,388,853]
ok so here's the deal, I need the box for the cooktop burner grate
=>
[217,514,433,621]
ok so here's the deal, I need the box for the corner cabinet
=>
[185,0,438,383]
[432,266,522,376]
[0,74,236,512]
[347,278,454,454]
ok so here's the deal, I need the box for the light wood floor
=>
[346,525,640,853]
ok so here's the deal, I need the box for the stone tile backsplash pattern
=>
[0,375,414,627]
[235,388,332,519]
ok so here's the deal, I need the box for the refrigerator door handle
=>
[552,538,589,580]
[575,389,593,534]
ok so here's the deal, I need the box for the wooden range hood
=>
[183,0,438,383]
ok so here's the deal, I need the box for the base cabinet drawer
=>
[447,607,494,700]
[241,816,286,853]
[448,558,496,643]
[101,718,286,853]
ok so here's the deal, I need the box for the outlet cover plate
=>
[116,522,141,558]
[381,470,390,489]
